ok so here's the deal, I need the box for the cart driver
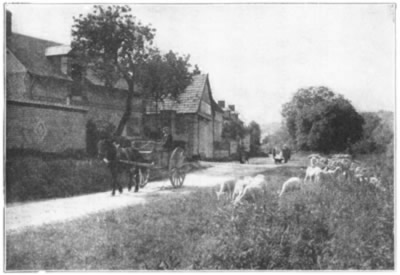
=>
[162,126,174,151]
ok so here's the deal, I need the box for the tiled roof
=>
[146,74,208,114]
[7,33,71,81]
[6,49,27,73]
[7,33,129,90]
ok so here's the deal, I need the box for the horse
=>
[97,138,148,196]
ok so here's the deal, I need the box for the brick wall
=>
[6,100,88,152]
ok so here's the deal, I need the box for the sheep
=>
[318,166,343,185]
[309,155,319,167]
[321,166,342,179]
[232,176,252,201]
[304,166,322,184]
[216,179,236,200]
[369,177,384,191]
[233,175,268,205]
[279,177,303,197]
[353,166,375,184]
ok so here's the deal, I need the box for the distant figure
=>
[274,151,284,164]
[162,127,173,151]
[272,148,276,158]
[282,145,291,163]
[238,143,249,164]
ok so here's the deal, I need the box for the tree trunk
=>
[114,81,134,136]
[155,96,159,131]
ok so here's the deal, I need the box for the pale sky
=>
[6,3,396,126]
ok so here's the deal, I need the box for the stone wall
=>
[6,71,144,154]
[6,100,88,152]
[31,76,71,104]
[214,112,223,142]
[198,116,214,158]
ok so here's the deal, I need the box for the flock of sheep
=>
[216,153,384,205]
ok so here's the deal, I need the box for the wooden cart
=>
[119,141,188,188]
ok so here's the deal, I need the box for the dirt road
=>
[6,158,279,234]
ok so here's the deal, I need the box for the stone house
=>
[144,74,222,159]
[6,11,143,153]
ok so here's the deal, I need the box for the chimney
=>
[6,10,12,37]
[218,100,225,108]
[228,105,235,111]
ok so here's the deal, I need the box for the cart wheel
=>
[169,147,186,188]
[139,168,150,188]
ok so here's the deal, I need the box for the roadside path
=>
[6,159,277,233]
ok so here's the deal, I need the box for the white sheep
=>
[232,176,252,201]
[234,175,268,205]
[279,177,303,197]
[319,166,342,182]
[369,177,384,191]
[216,179,236,200]
[304,166,322,184]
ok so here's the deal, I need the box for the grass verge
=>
[6,159,393,270]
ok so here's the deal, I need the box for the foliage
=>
[282,87,364,153]
[246,121,261,155]
[6,156,393,270]
[139,49,199,129]
[6,155,112,203]
[71,5,155,135]
[222,121,245,140]
[140,50,198,103]
[352,111,393,155]
[86,119,116,156]
[263,125,293,151]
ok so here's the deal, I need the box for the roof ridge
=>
[10,32,65,46]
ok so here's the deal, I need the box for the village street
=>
[6,157,292,234]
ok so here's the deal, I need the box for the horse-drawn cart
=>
[118,141,188,189]
[98,137,189,195]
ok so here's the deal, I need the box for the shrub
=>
[6,154,112,203]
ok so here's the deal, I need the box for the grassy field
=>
[6,153,394,270]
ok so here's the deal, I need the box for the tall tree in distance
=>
[282,86,364,153]
[71,5,155,136]
[247,121,261,155]
[139,49,200,129]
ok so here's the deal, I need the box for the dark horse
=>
[97,138,148,196]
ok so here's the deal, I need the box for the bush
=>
[86,119,116,157]
[352,111,393,155]
[6,152,113,203]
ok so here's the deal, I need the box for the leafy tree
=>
[222,121,245,140]
[262,136,269,145]
[282,86,364,153]
[263,126,293,151]
[353,111,394,154]
[71,5,155,136]
[247,121,261,155]
[139,49,199,129]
